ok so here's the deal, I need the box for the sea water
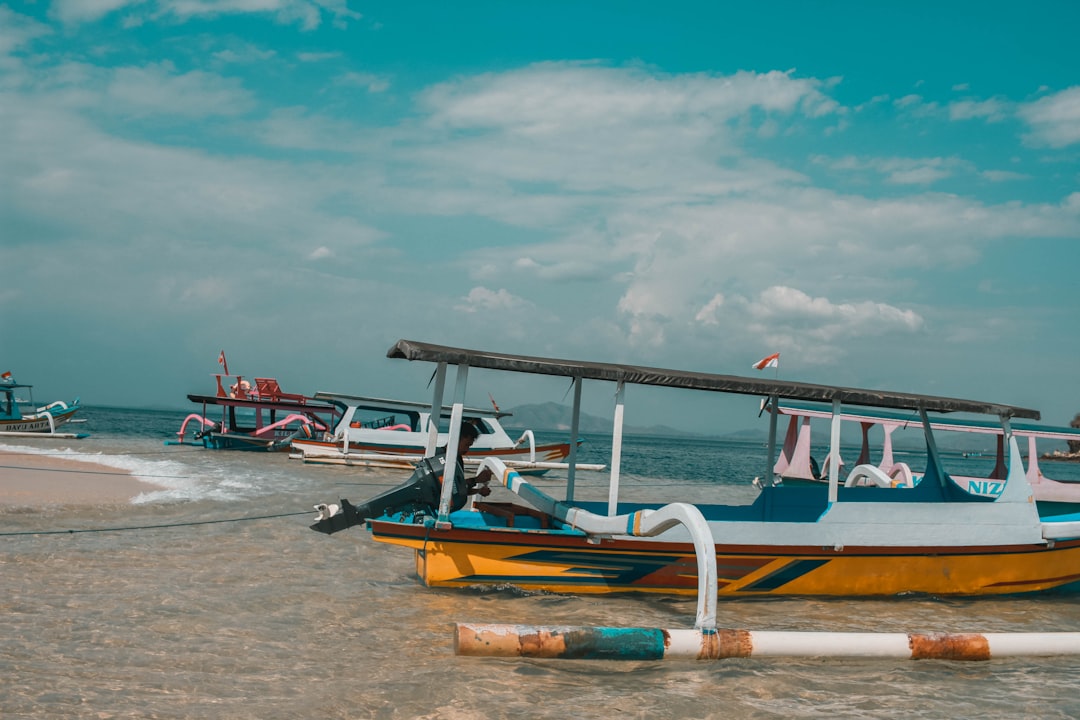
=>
[2,407,1080,719]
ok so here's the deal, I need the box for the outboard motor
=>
[310,454,466,535]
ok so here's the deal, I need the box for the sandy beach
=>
[0,449,165,506]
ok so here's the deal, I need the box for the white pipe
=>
[827,398,841,503]
[566,377,583,502]
[0,430,86,439]
[426,363,447,456]
[437,364,469,524]
[607,381,625,517]
[455,624,1080,661]
[513,430,537,462]
[764,393,778,483]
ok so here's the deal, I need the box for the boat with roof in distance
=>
[0,371,85,438]
[767,399,1080,516]
[309,339,1080,599]
[290,392,599,476]
[167,358,343,451]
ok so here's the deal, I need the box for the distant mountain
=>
[503,402,718,438]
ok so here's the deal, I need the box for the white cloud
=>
[4,39,1080,413]
[949,97,1010,122]
[885,164,952,185]
[0,7,52,56]
[412,64,835,197]
[981,169,1029,182]
[50,0,360,29]
[814,155,966,185]
[107,63,255,117]
[893,94,941,118]
[51,0,140,24]
[695,294,725,326]
[1018,86,1080,148]
[424,64,834,134]
[214,45,277,64]
[455,287,531,313]
[254,107,380,151]
[334,71,390,93]
[741,285,923,345]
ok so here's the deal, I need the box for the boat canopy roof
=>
[314,391,508,419]
[777,400,1075,439]
[186,393,339,412]
[1,383,32,391]
[387,339,1041,420]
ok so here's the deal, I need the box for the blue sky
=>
[3,1,1079,432]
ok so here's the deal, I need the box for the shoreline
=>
[1042,451,1080,464]
[0,448,166,506]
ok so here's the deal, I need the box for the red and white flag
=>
[752,352,780,371]
[217,351,229,376]
[0,371,11,382]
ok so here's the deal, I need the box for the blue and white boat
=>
[0,372,84,437]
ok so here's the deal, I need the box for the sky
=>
[2,0,1079,433]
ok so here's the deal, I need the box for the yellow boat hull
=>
[371,520,1080,597]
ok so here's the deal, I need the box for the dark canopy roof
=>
[386,339,1040,420]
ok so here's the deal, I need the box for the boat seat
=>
[254,378,306,403]
[473,501,551,529]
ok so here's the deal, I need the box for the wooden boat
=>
[769,400,1080,515]
[0,373,84,437]
[167,372,342,451]
[290,392,598,475]
[310,339,1080,599]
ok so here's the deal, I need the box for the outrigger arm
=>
[478,457,719,631]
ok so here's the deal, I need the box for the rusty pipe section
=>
[455,624,1080,661]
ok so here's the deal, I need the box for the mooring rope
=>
[0,446,212,457]
[0,463,191,480]
[0,510,313,537]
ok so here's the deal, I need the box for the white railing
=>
[513,430,537,463]
[474,457,718,630]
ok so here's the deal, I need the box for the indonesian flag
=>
[217,351,229,376]
[752,352,780,371]
[0,371,11,382]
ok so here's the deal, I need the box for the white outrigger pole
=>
[456,625,1080,661]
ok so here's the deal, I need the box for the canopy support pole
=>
[607,380,626,516]
[566,377,583,502]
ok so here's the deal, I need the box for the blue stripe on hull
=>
[736,559,830,591]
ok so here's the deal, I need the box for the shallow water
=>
[3,407,1080,719]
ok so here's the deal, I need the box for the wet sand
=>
[0,449,164,505]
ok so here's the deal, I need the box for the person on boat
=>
[435,420,494,507]
[311,421,493,534]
